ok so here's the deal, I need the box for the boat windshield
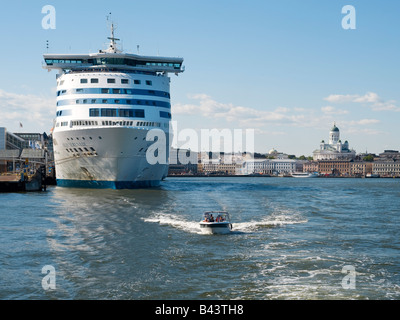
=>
[202,212,230,223]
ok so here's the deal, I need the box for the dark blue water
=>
[1,177,399,299]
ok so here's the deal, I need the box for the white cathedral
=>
[313,123,356,160]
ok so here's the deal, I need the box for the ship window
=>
[91,99,97,104]
[134,110,145,118]
[91,78,99,83]
[113,89,121,94]
[80,79,88,84]
[134,80,141,85]
[89,109,100,117]
[160,111,171,119]
[76,100,80,104]
[146,80,152,86]
[101,88,109,94]
[121,79,129,84]
[83,99,87,104]
[115,99,120,104]
[102,99,108,104]
[107,78,116,84]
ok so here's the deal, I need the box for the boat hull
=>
[199,222,232,235]
[53,127,170,189]
[291,173,318,178]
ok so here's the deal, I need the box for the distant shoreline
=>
[167,175,399,179]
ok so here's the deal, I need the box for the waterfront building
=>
[200,158,237,175]
[350,161,372,177]
[240,159,271,175]
[240,158,297,175]
[303,161,319,173]
[168,148,198,175]
[0,127,52,174]
[373,159,400,177]
[318,159,352,176]
[271,159,297,175]
[267,148,289,159]
[378,150,400,160]
[313,123,356,160]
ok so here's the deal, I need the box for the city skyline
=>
[0,1,399,156]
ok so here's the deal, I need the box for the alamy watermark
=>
[145,122,255,165]
[41,265,56,291]
[341,265,356,290]
[342,5,356,30]
[42,5,56,30]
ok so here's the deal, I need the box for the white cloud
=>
[321,106,349,115]
[324,92,400,111]
[353,119,380,125]
[0,89,55,132]
[173,94,307,128]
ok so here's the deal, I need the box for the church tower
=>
[329,123,340,145]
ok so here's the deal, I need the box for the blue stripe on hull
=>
[57,179,161,189]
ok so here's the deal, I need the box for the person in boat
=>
[209,214,214,222]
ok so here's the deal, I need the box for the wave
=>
[143,213,203,234]
[142,212,307,235]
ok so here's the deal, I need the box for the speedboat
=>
[200,211,232,235]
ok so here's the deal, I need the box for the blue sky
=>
[0,0,399,155]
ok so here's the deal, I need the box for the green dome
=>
[331,124,339,132]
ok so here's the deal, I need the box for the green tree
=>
[363,155,374,162]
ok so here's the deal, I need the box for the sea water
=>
[1,177,399,299]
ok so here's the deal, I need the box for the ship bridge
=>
[43,21,184,75]
[43,53,184,75]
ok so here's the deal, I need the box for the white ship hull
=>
[53,127,170,189]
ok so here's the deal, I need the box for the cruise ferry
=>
[43,24,184,188]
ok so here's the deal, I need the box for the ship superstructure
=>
[43,23,184,188]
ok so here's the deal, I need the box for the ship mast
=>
[104,14,121,53]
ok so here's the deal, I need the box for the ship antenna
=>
[105,13,120,53]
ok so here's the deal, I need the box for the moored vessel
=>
[43,21,184,189]
[291,172,318,178]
